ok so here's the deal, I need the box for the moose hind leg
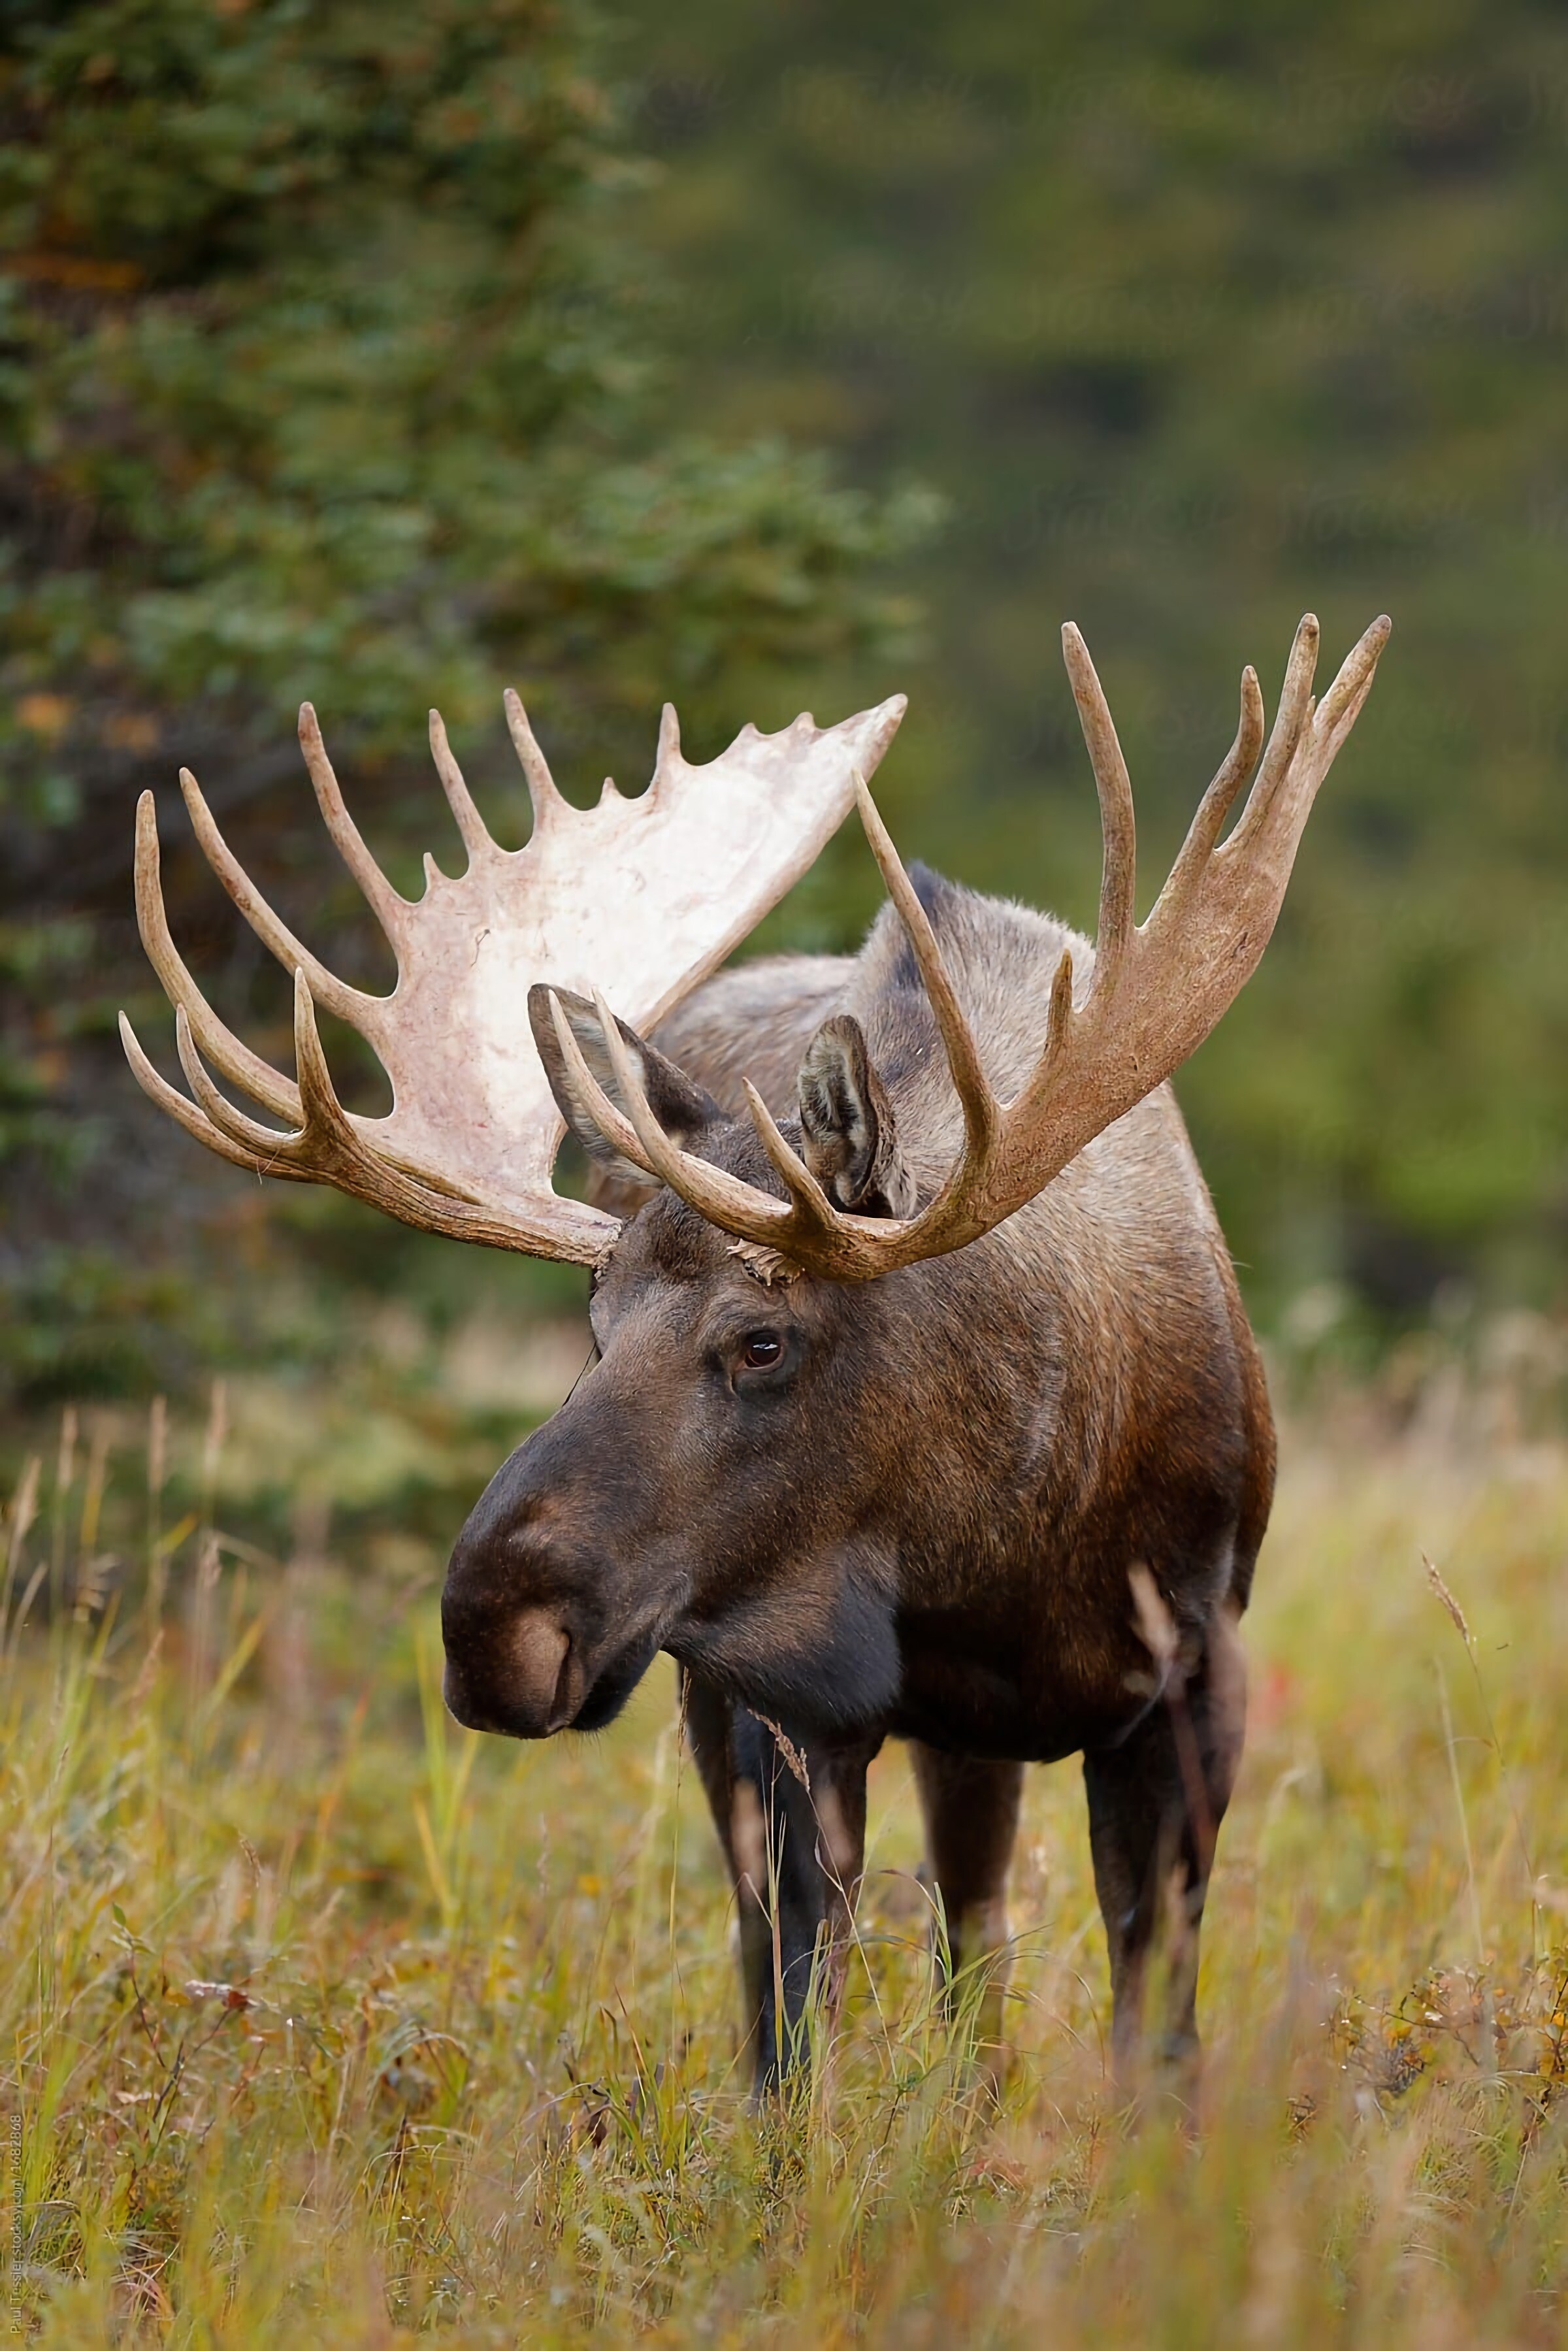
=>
[1081,1604,1246,2089]
[681,1671,868,2094]
[911,1745,1024,2065]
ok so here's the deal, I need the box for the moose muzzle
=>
[442,1599,580,1738]
[440,1438,676,1740]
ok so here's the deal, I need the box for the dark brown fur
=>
[442,867,1275,2089]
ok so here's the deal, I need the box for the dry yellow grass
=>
[3,1341,1568,2344]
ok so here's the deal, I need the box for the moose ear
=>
[797,1014,917,1218]
[528,986,721,1184]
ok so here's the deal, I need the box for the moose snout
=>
[440,1482,628,1738]
[442,1421,678,1739]
[441,1459,586,1737]
[442,1598,581,1739]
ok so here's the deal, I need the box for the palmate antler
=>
[121,689,907,1265]
[547,613,1390,1281]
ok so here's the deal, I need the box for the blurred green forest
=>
[4,0,1568,1420]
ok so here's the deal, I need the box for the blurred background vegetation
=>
[3,0,1567,1443]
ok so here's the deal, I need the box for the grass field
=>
[3,1328,1568,2344]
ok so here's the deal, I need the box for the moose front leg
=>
[681,1671,870,2093]
[911,1745,1024,2072]
[1081,1604,1247,2092]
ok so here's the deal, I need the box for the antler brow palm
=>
[121,688,907,1263]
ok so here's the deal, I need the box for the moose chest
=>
[889,1588,1149,1764]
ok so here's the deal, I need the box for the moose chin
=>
[123,610,1388,2093]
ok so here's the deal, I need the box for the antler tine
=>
[849,770,999,1162]
[588,985,710,1193]
[171,978,382,1181]
[119,1009,310,1179]
[740,1080,841,1225]
[546,992,794,1251]
[652,703,681,793]
[545,991,657,1178]
[296,704,409,945]
[587,989,802,1243]
[1044,945,1075,1061]
[428,709,494,865]
[176,764,382,1032]
[504,689,572,834]
[174,1005,301,1159]
[291,966,371,1158]
[1060,625,1137,989]
[1219,614,1320,861]
[133,790,303,1123]
[944,942,1079,1213]
[1156,665,1267,917]
[1307,612,1392,761]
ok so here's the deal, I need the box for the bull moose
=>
[123,610,1388,2089]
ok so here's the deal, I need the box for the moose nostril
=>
[509,1608,575,1731]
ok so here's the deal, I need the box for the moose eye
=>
[740,1331,783,1370]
